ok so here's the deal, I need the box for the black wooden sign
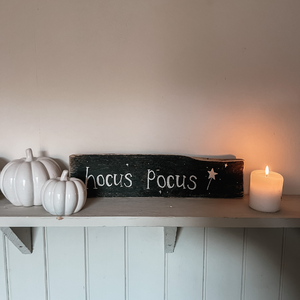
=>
[69,154,244,198]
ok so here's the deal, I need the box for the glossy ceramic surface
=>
[41,170,87,216]
[0,148,62,206]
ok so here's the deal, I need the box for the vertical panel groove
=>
[84,227,89,300]
[4,237,10,300]
[43,227,50,300]
[3,234,9,300]
[202,228,207,300]
[164,249,168,300]
[278,228,286,300]
[240,228,247,300]
[124,227,129,300]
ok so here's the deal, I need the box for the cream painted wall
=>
[1,0,300,194]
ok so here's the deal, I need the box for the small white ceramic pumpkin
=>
[0,148,62,206]
[41,170,87,216]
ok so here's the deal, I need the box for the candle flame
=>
[265,166,269,176]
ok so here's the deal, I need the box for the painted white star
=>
[208,168,218,180]
[207,168,218,190]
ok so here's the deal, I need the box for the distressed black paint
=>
[69,154,244,198]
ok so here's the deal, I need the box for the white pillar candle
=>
[249,166,284,212]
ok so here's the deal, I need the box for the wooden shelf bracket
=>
[1,227,177,255]
[0,227,32,254]
[164,227,178,253]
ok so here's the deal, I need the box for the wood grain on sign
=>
[69,154,244,198]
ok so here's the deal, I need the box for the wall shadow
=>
[0,157,10,200]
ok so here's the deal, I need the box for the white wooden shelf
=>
[0,195,300,227]
[0,195,300,254]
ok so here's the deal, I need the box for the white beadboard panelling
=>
[45,227,86,300]
[281,228,300,300]
[5,228,46,300]
[205,228,244,300]
[244,228,283,300]
[166,227,204,300]
[86,227,125,300]
[0,227,300,300]
[127,227,165,300]
[0,233,7,300]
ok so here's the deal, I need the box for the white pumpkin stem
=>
[25,148,34,162]
[60,170,69,181]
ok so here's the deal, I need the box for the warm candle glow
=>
[265,166,269,177]
[249,166,284,213]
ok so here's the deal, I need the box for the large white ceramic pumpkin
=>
[0,148,61,206]
[41,170,87,216]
